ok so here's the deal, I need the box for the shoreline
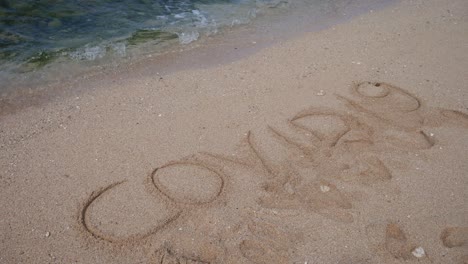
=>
[1,0,468,263]
[0,0,395,116]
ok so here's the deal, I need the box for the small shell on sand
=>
[320,185,330,192]
[412,246,425,258]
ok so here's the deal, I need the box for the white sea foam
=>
[231,19,243,27]
[174,13,186,19]
[248,8,258,18]
[111,43,126,57]
[69,45,106,61]
[68,42,127,61]
[177,31,200,44]
[192,10,208,27]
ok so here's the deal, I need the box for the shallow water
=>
[0,0,287,78]
[0,0,395,97]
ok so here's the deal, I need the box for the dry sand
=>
[1,0,468,263]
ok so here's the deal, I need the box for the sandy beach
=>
[1,0,468,263]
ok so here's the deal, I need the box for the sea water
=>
[0,0,395,96]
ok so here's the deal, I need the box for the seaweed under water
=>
[0,0,282,71]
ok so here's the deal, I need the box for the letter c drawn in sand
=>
[79,180,181,243]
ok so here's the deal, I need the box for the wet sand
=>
[1,0,467,263]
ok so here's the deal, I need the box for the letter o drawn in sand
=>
[355,82,391,98]
[352,81,421,113]
[151,162,224,205]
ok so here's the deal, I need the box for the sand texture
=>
[1,0,468,263]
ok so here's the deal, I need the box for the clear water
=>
[0,0,395,96]
[0,0,288,75]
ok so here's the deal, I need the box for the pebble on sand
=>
[320,185,330,192]
[411,246,425,258]
[316,90,326,96]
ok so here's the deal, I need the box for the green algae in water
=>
[0,31,24,48]
[0,50,15,60]
[47,18,62,28]
[0,0,281,71]
[25,51,58,68]
[127,30,178,46]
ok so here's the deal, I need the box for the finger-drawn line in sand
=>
[194,81,468,224]
[335,82,427,131]
[286,107,377,157]
[439,110,468,128]
[383,223,416,260]
[336,94,423,131]
[383,130,435,150]
[200,151,252,168]
[246,131,355,223]
[355,81,391,98]
[338,81,468,132]
[353,82,422,112]
[440,227,468,248]
[78,81,468,262]
[290,108,354,147]
[239,240,287,263]
[330,155,393,185]
[268,125,315,152]
[79,180,181,243]
[239,219,301,263]
[284,110,391,184]
[151,247,210,264]
[270,121,392,185]
[366,222,427,261]
[150,162,225,205]
[259,176,355,223]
